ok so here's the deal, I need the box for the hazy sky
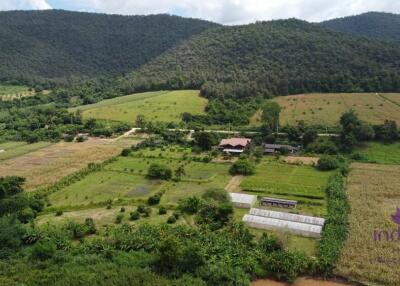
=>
[1,0,400,24]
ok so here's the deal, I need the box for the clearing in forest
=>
[250,93,400,126]
[0,84,36,100]
[337,163,400,286]
[71,90,207,123]
[0,138,137,190]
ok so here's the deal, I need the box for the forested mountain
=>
[121,19,400,99]
[321,12,400,43]
[0,10,217,84]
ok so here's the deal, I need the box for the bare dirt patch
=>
[0,138,138,191]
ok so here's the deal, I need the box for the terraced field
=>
[357,142,400,165]
[0,141,52,161]
[250,93,400,126]
[71,90,207,123]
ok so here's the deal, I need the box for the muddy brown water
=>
[252,277,353,286]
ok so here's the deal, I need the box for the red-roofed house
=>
[219,138,251,154]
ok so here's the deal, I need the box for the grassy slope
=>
[0,141,52,161]
[71,90,207,123]
[250,93,400,126]
[0,84,33,100]
[337,163,400,286]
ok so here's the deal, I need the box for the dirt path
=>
[224,175,244,192]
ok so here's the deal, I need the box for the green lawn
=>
[240,158,333,216]
[71,90,207,123]
[0,141,52,161]
[357,142,400,165]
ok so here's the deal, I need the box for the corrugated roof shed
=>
[229,193,257,208]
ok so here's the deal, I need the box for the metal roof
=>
[249,208,325,226]
[229,193,257,204]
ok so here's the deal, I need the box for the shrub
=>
[264,251,311,282]
[18,207,35,223]
[84,218,96,234]
[143,208,152,218]
[121,148,131,157]
[158,207,167,215]
[229,159,255,176]
[137,205,146,214]
[30,240,56,261]
[179,197,200,214]
[115,214,124,224]
[202,188,229,203]
[148,194,162,205]
[55,210,63,216]
[120,207,125,213]
[130,211,140,221]
[317,156,339,171]
[167,215,177,224]
[147,164,172,180]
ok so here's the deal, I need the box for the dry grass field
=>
[0,138,137,191]
[250,93,400,126]
[337,163,400,286]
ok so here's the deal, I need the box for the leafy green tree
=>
[261,101,282,132]
[229,159,255,176]
[302,129,318,147]
[194,132,217,151]
[147,164,172,180]
[30,239,57,261]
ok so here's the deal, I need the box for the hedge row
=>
[317,171,349,275]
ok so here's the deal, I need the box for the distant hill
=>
[321,12,400,43]
[0,10,217,83]
[121,19,400,99]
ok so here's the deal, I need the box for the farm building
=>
[229,192,257,208]
[249,208,325,226]
[219,138,251,154]
[261,197,297,208]
[243,214,323,238]
[243,208,325,237]
[263,144,300,155]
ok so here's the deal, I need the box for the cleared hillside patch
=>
[250,93,400,126]
[337,163,400,286]
[0,138,137,190]
[71,90,207,123]
[0,84,34,100]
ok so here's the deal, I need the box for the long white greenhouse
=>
[249,208,325,226]
[243,214,323,238]
[229,193,257,208]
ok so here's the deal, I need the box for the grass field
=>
[0,84,34,100]
[0,141,52,161]
[250,93,400,126]
[71,90,207,123]
[47,148,231,208]
[240,158,333,216]
[337,163,400,286]
[0,138,137,190]
[356,142,400,165]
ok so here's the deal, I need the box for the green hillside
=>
[321,12,400,43]
[121,19,400,100]
[0,10,217,83]
[71,90,207,123]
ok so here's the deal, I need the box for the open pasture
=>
[357,142,400,165]
[240,158,333,216]
[0,141,52,161]
[250,93,400,126]
[0,84,35,100]
[71,90,207,123]
[0,138,137,190]
[337,163,400,286]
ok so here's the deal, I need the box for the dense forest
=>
[121,19,400,99]
[321,12,400,43]
[0,10,217,84]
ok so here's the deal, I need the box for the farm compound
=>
[243,208,325,237]
[229,192,257,208]
[219,138,251,154]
